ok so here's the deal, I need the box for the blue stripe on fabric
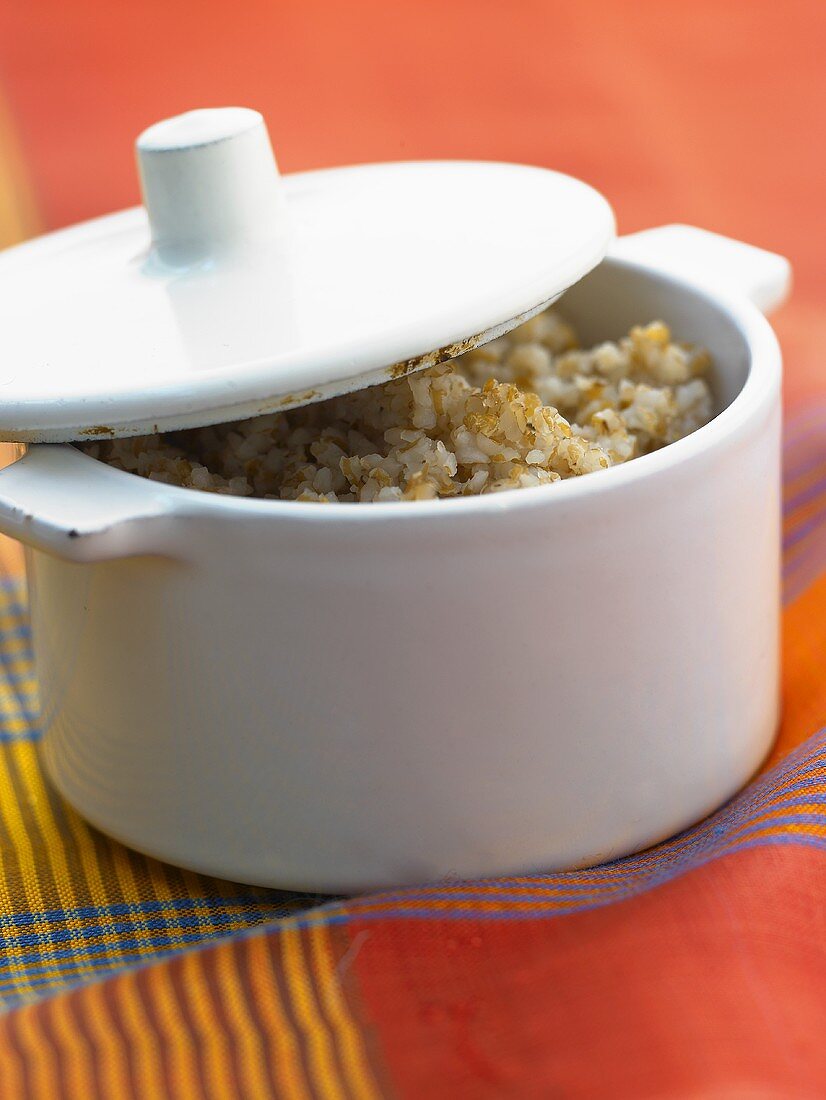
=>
[0,581,39,748]
[1,911,277,947]
[0,931,252,967]
[0,894,297,928]
[0,664,38,682]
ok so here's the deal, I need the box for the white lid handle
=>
[136,108,282,266]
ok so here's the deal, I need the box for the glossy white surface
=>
[0,108,614,443]
[136,109,283,267]
[0,227,788,891]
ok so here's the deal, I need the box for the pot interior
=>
[561,258,751,416]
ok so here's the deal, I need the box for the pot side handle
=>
[609,225,791,315]
[0,445,178,563]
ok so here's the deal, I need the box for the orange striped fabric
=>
[0,922,389,1100]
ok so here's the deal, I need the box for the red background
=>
[0,0,823,408]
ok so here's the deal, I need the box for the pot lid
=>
[0,107,615,443]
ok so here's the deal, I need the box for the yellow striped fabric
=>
[0,919,384,1100]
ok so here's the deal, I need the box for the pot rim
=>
[62,257,781,523]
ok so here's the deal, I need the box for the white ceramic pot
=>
[0,225,789,892]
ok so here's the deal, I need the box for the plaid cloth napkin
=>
[0,403,823,1097]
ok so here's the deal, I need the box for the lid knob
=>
[136,107,282,266]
